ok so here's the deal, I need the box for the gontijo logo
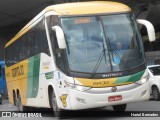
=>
[12,65,24,77]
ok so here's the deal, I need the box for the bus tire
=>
[112,104,127,111]
[50,90,63,118]
[16,93,30,112]
[13,91,16,106]
[152,86,160,101]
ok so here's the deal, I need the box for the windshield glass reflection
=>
[61,14,145,74]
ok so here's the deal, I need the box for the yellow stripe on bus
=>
[75,77,117,87]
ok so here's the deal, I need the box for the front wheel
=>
[152,86,160,101]
[50,90,63,118]
[112,104,127,111]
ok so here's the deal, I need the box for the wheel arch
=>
[48,85,54,107]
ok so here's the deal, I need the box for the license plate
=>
[108,95,122,102]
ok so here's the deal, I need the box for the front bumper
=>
[68,81,150,110]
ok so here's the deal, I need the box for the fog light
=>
[76,97,87,104]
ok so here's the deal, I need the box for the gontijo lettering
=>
[12,65,24,77]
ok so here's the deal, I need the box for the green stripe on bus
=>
[114,70,145,84]
[127,70,145,82]
[26,54,40,98]
[114,76,130,84]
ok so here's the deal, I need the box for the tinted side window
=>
[5,18,49,67]
[35,20,49,54]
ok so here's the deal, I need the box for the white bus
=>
[5,1,155,117]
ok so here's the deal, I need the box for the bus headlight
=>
[65,82,91,92]
[135,74,149,85]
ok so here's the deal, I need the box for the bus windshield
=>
[61,14,145,74]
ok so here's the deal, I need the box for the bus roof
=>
[5,1,131,48]
[45,1,131,16]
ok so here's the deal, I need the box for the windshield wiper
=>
[91,39,108,78]
[91,49,105,78]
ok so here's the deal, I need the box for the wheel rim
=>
[153,88,159,100]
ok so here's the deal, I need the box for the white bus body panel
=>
[68,81,150,110]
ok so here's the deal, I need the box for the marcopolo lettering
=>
[12,65,24,77]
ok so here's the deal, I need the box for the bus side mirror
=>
[137,19,155,42]
[52,26,66,49]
